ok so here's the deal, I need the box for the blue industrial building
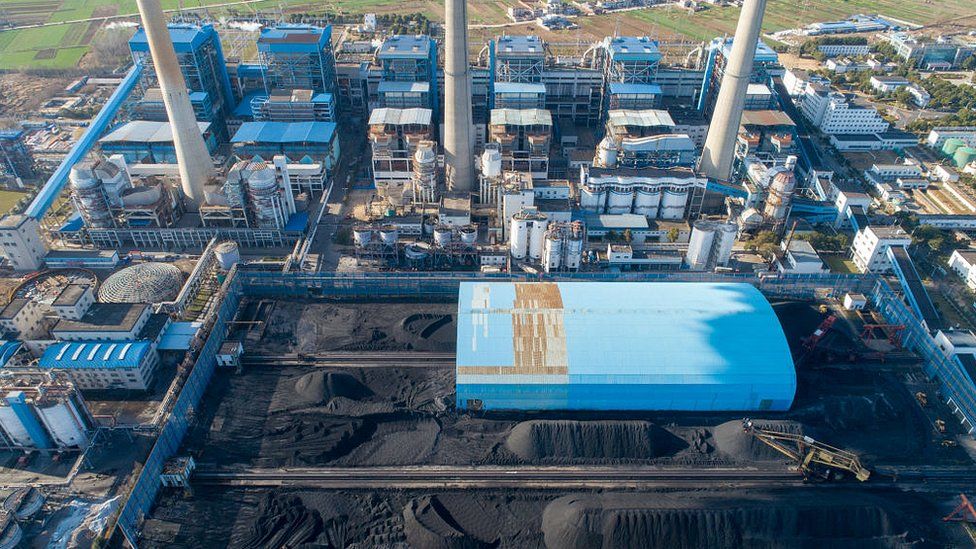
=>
[39,340,158,390]
[231,121,339,168]
[0,128,36,180]
[602,37,663,112]
[377,35,439,117]
[98,120,217,164]
[129,24,236,140]
[455,281,796,411]
[699,37,783,114]
[257,25,338,94]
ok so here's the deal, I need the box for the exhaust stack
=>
[135,0,213,210]
[698,0,768,182]
[443,0,475,192]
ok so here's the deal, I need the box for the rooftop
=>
[368,107,432,126]
[606,36,661,61]
[129,24,214,52]
[490,108,553,127]
[231,122,337,144]
[257,25,330,50]
[740,110,796,128]
[584,213,649,230]
[495,35,545,56]
[52,284,91,307]
[101,121,211,144]
[378,35,432,59]
[0,299,30,321]
[53,303,149,334]
[608,109,674,129]
[867,225,910,239]
[39,340,152,370]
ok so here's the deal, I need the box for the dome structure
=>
[98,262,183,303]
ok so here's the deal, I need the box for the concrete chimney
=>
[135,0,213,210]
[443,0,475,192]
[697,0,768,182]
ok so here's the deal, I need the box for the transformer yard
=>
[134,294,976,548]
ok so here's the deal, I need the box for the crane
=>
[742,419,871,482]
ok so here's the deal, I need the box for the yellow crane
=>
[743,419,871,482]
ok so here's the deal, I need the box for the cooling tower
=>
[135,0,213,210]
[698,0,768,182]
[443,0,476,192]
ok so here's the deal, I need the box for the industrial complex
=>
[0,0,975,546]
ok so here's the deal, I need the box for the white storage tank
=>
[214,241,241,270]
[510,216,530,259]
[543,229,563,272]
[595,136,618,168]
[659,188,689,220]
[247,165,286,229]
[607,186,634,215]
[481,145,503,178]
[434,226,454,248]
[579,185,606,213]
[528,217,549,261]
[404,242,431,262]
[565,225,585,270]
[458,225,478,247]
[378,226,399,247]
[634,186,661,217]
[70,164,114,229]
[764,156,798,223]
[353,227,373,248]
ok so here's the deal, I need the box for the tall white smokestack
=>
[135,0,213,210]
[443,0,475,192]
[698,0,768,182]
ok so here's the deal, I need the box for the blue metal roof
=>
[456,282,796,411]
[608,83,663,95]
[0,129,26,139]
[377,81,431,93]
[494,82,547,94]
[496,35,544,56]
[59,214,84,232]
[236,63,267,78]
[0,341,22,368]
[235,91,267,117]
[231,122,336,144]
[606,36,661,61]
[130,24,214,53]
[285,212,309,232]
[158,321,201,351]
[40,341,152,370]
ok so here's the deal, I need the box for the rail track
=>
[242,351,455,368]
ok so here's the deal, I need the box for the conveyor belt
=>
[888,246,942,331]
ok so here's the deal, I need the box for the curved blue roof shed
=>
[456,282,796,411]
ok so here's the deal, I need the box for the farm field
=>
[1,0,975,70]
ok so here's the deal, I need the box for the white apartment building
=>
[850,225,911,273]
[782,68,830,98]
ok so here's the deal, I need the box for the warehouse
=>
[39,340,159,390]
[456,281,796,411]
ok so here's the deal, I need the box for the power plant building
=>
[231,121,339,167]
[0,129,36,181]
[99,120,218,164]
[456,281,796,411]
[257,25,338,95]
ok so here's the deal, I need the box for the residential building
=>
[869,75,909,94]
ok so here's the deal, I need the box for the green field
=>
[0,189,28,216]
[1,0,975,70]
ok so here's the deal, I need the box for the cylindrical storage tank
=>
[70,164,114,229]
[660,188,689,220]
[763,167,798,222]
[378,226,398,247]
[422,216,436,236]
[543,229,563,272]
[943,138,966,156]
[413,141,438,203]
[0,513,22,549]
[433,225,454,248]
[353,227,373,248]
[954,147,976,168]
[247,166,284,229]
[510,217,529,259]
[685,223,717,270]
[0,404,32,447]
[565,229,584,270]
[458,225,478,247]
[214,241,241,270]
[596,137,618,168]
[633,186,661,217]
[3,487,45,521]
[607,186,634,215]
[34,399,88,448]
[481,146,503,178]
[528,218,549,260]
[579,185,606,212]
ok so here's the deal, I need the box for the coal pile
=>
[261,415,375,467]
[241,493,322,549]
[270,371,372,413]
[505,420,686,462]
[711,420,811,462]
[542,492,915,549]
[403,495,499,549]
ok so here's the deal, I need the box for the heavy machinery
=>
[802,314,837,351]
[742,419,871,482]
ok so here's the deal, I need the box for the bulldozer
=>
[743,419,871,482]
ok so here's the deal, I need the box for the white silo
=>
[543,228,563,272]
[607,185,634,215]
[660,187,689,220]
[565,222,585,270]
[70,163,115,229]
[763,156,798,223]
[510,215,530,260]
[528,215,549,261]
[458,225,478,247]
[412,140,438,204]
[595,136,618,168]
[634,186,661,218]
[353,227,373,248]
[685,220,737,271]
[247,164,286,229]
[214,241,241,270]
[378,226,399,248]
[482,145,502,179]
[434,225,454,248]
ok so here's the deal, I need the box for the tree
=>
[90,27,134,69]
[666,227,679,243]
[623,229,633,243]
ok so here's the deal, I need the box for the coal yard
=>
[138,297,976,548]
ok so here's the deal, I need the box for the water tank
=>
[943,138,966,156]
[634,186,661,217]
[660,188,689,220]
[954,147,976,168]
[353,227,373,248]
[378,226,398,247]
[607,186,634,215]
[579,185,606,212]
[543,229,563,272]
[481,145,503,178]
[528,218,549,260]
[510,217,530,259]
[433,225,454,248]
[214,241,241,270]
[35,398,88,447]
[458,225,478,247]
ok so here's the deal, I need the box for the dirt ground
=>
[0,73,74,118]
[143,298,974,547]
